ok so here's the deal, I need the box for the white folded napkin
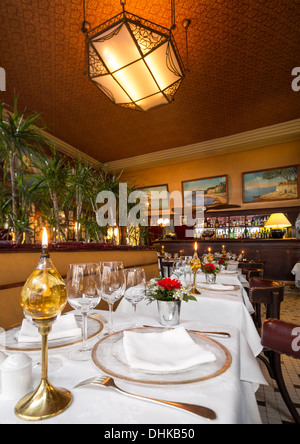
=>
[17,314,82,343]
[200,283,235,291]
[123,325,216,372]
[220,270,237,274]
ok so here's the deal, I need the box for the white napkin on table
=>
[199,283,235,291]
[17,314,82,343]
[123,325,216,372]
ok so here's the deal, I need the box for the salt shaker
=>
[0,353,33,400]
[0,350,8,392]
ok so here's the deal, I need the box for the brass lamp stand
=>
[15,228,72,421]
[189,254,201,296]
[15,319,72,421]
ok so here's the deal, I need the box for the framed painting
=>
[182,175,228,207]
[243,165,299,203]
[138,184,169,210]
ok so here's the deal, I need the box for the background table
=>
[118,273,260,357]
[0,311,267,424]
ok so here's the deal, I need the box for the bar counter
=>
[153,238,300,281]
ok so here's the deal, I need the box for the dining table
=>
[118,271,260,357]
[0,309,267,425]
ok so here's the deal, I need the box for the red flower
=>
[219,259,225,265]
[205,263,215,270]
[157,278,182,291]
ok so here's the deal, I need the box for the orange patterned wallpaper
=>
[0,0,299,163]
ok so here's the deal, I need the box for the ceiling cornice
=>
[3,107,102,168]
[105,118,300,172]
[5,105,298,171]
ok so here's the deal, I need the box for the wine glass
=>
[124,268,146,327]
[66,263,101,361]
[101,262,125,334]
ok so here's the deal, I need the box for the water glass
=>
[101,262,125,334]
[67,263,101,360]
[124,268,146,327]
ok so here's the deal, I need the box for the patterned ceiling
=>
[0,0,299,164]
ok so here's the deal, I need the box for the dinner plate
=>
[92,327,232,385]
[0,313,104,351]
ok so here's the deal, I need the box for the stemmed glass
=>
[101,262,125,334]
[124,268,146,327]
[66,263,101,361]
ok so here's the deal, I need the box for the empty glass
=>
[124,268,146,327]
[67,263,101,361]
[101,262,125,334]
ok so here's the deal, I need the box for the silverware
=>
[74,376,217,420]
[142,325,231,339]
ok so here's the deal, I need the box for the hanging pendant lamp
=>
[82,0,188,111]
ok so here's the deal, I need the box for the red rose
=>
[205,263,215,270]
[157,278,182,291]
[219,259,225,265]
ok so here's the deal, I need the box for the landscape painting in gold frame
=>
[243,165,299,204]
[182,175,228,208]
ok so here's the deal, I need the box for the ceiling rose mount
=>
[81,0,190,111]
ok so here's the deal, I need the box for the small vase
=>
[205,273,216,284]
[157,300,181,327]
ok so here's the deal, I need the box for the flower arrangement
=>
[201,263,220,275]
[146,278,197,303]
[218,255,229,267]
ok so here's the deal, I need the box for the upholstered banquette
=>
[0,247,159,329]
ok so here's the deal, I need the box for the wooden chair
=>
[241,267,264,281]
[261,319,300,424]
[249,277,285,329]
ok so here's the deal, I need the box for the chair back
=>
[261,319,300,359]
[249,277,285,305]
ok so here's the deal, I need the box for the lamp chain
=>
[171,0,176,30]
[81,0,89,33]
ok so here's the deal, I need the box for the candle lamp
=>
[189,245,201,295]
[15,228,72,421]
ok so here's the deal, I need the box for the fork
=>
[74,376,217,420]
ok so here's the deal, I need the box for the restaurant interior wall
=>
[122,139,300,212]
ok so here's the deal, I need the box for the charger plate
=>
[0,313,103,351]
[92,326,232,385]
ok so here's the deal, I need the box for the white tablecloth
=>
[118,273,260,357]
[0,311,267,424]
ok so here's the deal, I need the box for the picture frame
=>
[242,165,299,203]
[182,175,228,207]
[138,184,169,210]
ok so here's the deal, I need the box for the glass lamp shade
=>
[265,213,292,229]
[86,10,185,111]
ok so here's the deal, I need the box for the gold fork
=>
[74,375,217,420]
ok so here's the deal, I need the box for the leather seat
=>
[261,319,300,424]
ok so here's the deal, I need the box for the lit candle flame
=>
[194,242,198,251]
[42,228,48,248]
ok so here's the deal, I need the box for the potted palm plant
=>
[0,95,49,243]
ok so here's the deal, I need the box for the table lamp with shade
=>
[264,213,292,239]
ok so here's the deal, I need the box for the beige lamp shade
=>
[265,213,292,229]
[86,8,185,112]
